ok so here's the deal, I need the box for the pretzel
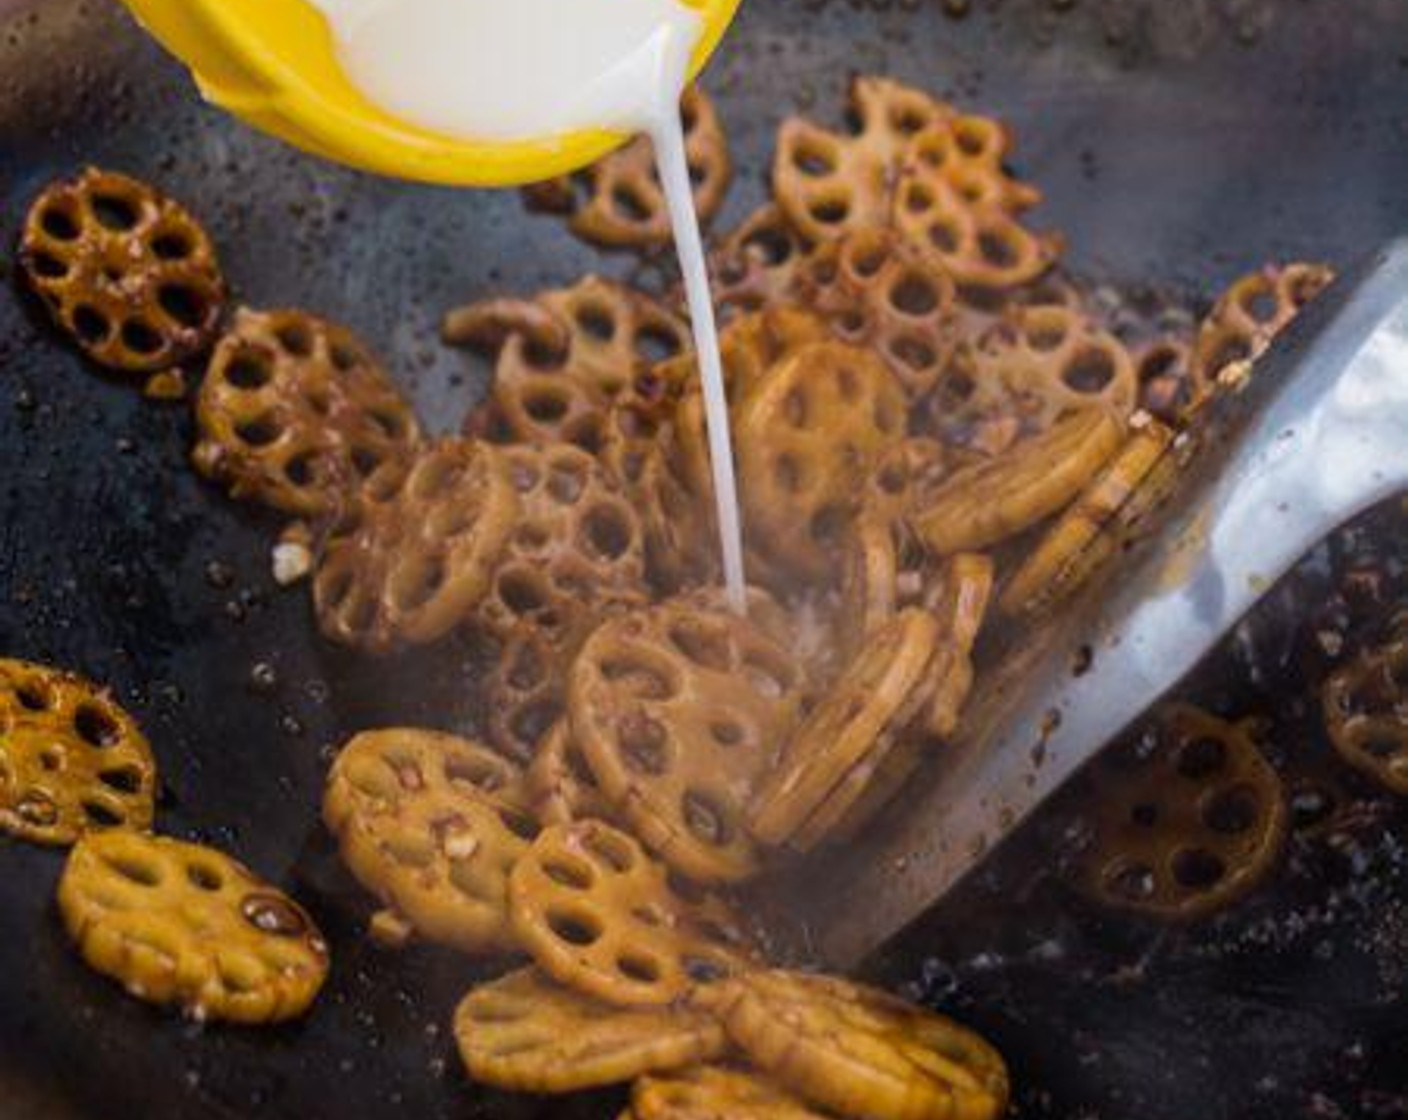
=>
[633,1065,833,1120]
[476,442,646,644]
[484,627,571,764]
[999,417,1177,619]
[709,205,811,317]
[508,819,759,1006]
[193,308,421,517]
[773,77,949,243]
[1189,262,1335,400]
[526,721,618,826]
[901,112,1042,215]
[750,609,939,852]
[455,966,725,1093]
[796,227,961,397]
[446,276,689,452]
[1133,335,1195,423]
[733,340,907,582]
[0,659,154,846]
[19,167,225,373]
[838,511,935,657]
[1072,704,1288,921]
[713,970,1009,1120]
[568,598,805,882]
[910,407,1126,555]
[58,830,327,1023]
[1321,626,1408,794]
[865,438,957,521]
[523,88,731,250]
[323,727,538,953]
[313,438,519,652]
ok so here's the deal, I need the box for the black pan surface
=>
[0,1,1406,1117]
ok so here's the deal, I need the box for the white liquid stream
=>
[308,0,748,612]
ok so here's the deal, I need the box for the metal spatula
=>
[781,239,1408,967]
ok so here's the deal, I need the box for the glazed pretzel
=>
[508,820,760,1007]
[708,205,812,318]
[313,438,519,652]
[476,442,646,646]
[568,598,805,882]
[633,1065,834,1120]
[58,830,328,1024]
[733,340,908,582]
[750,608,938,852]
[0,659,154,846]
[446,276,689,452]
[524,88,732,250]
[484,627,572,764]
[455,967,726,1093]
[526,721,619,826]
[1133,335,1196,423]
[773,76,949,243]
[1072,704,1288,921]
[999,417,1177,619]
[901,112,1042,215]
[1321,625,1408,794]
[910,407,1126,555]
[796,227,961,398]
[323,728,538,953]
[713,970,1009,1120]
[193,308,422,517]
[1189,262,1335,400]
[19,167,225,373]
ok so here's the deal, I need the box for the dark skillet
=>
[0,0,1406,1117]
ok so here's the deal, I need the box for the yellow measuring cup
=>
[118,0,741,187]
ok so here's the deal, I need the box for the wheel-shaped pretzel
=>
[508,820,759,1007]
[193,308,421,517]
[58,830,328,1023]
[312,438,519,652]
[569,598,805,882]
[526,721,618,827]
[323,728,538,952]
[523,88,731,250]
[455,966,727,1093]
[909,407,1126,555]
[484,626,572,764]
[708,204,812,318]
[19,167,225,372]
[733,341,908,582]
[796,227,961,398]
[1072,704,1288,921]
[0,659,155,846]
[1321,626,1408,794]
[445,277,689,452]
[712,970,1009,1120]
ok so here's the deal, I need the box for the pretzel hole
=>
[391,553,447,612]
[90,193,139,232]
[575,303,617,342]
[16,680,53,711]
[497,806,541,841]
[710,720,745,747]
[39,747,62,771]
[149,231,191,261]
[546,460,587,505]
[98,766,143,794]
[1064,349,1117,394]
[1105,862,1155,901]
[1208,334,1252,373]
[17,793,57,826]
[1361,734,1404,759]
[601,658,676,701]
[979,231,1018,268]
[1176,737,1226,780]
[1171,847,1225,889]
[891,273,940,317]
[40,206,81,241]
[810,504,849,551]
[244,894,310,938]
[224,348,272,389]
[891,336,938,372]
[618,713,669,776]
[73,305,112,344]
[683,791,731,846]
[1240,285,1279,324]
[742,224,797,267]
[582,829,637,873]
[1129,803,1158,828]
[927,220,960,254]
[891,104,930,135]
[546,907,603,946]
[682,952,730,984]
[120,320,163,356]
[1203,785,1259,834]
[810,198,850,226]
[792,139,838,178]
[186,862,225,891]
[611,186,654,223]
[156,284,207,329]
[542,857,594,890]
[668,623,732,672]
[524,388,569,423]
[636,324,683,364]
[774,453,805,494]
[275,322,315,357]
[235,415,282,448]
[74,703,120,749]
[104,853,161,887]
[616,953,664,985]
[28,252,68,279]
[498,569,550,617]
[955,121,990,157]
[370,409,410,441]
[1138,345,1181,384]
[583,502,633,560]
